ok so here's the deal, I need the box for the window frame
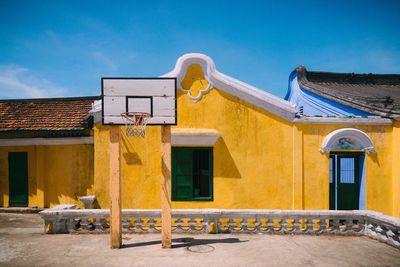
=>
[171,146,214,202]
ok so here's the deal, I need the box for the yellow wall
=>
[94,64,294,210]
[297,124,393,215]
[393,120,400,218]
[94,124,163,209]
[93,64,397,217]
[0,144,94,208]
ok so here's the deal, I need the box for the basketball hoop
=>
[121,112,150,138]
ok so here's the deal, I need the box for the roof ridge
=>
[298,66,400,85]
[0,96,101,102]
[306,70,400,77]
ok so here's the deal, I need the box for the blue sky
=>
[0,0,399,99]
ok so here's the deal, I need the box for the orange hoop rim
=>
[121,112,151,123]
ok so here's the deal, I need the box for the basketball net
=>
[121,112,150,138]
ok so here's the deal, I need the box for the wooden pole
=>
[110,126,122,248]
[161,125,172,248]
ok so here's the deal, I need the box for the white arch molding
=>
[320,128,376,153]
[164,54,214,102]
[161,53,297,120]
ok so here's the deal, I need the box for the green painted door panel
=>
[338,184,358,210]
[329,156,335,210]
[172,148,193,201]
[337,156,359,210]
[8,152,28,206]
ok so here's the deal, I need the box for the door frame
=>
[329,151,364,210]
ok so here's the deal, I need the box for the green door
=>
[8,152,28,207]
[329,152,361,210]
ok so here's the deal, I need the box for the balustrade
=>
[39,209,400,249]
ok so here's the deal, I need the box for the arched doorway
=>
[321,128,375,210]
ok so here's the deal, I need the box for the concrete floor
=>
[0,213,399,266]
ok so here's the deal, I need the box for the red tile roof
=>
[0,96,100,133]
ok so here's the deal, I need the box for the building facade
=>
[1,54,399,218]
[0,97,98,208]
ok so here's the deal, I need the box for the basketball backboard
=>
[101,78,177,125]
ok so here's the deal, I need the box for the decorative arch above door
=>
[320,128,375,153]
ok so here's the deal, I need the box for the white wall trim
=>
[162,53,297,121]
[171,128,222,146]
[320,128,375,153]
[0,136,94,146]
[294,116,393,125]
[90,100,102,124]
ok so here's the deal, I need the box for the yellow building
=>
[0,97,98,208]
[1,54,399,218]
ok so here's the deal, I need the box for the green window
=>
[172,147,213,201]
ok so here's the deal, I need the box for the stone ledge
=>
[0,207,44,214]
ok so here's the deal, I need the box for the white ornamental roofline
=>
[91,53,392,124]
[162,53,297,121]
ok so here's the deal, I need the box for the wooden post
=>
[36,146,45,208]
[110,126,122,248]
[161,125,172,248]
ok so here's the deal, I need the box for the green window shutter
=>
[172,148,193,201]
[172,147,213,201]
[193,149,211,198]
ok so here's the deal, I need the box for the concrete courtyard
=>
[0,213,399,266]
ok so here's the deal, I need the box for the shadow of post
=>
[122,237,248,249]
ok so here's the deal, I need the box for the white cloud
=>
[366,49,400,73]
[126,52,137,59]
[92,51,119,72]
[0,65,68,99]
[45,30,56,40]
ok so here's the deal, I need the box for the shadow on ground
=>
[123,237,248,249]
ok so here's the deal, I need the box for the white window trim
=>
[171,128,222,146]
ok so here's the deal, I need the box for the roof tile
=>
[295,66,400,119]
[0,96,100,133]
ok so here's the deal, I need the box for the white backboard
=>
[102,78,177,125]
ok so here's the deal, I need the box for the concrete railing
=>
[39,209,400,249]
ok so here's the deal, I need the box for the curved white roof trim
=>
[295,116,392,125]
[162,53,297,121]
[320,128,375,154]
[163,55,214,103]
